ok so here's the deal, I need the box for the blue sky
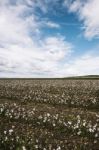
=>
[0,0,99,77]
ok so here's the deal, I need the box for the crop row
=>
[0,80,99,109]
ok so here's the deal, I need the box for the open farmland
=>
[0,79,99,150]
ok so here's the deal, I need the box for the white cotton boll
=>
[95,133,98,137]
[34,145,38,149]
[38,115,42,119]
[77,119,80,124]
[0,108,3,113]
[47,113,50,117]
[4,130,7,134]
[83,122,86,126]
[97,127,99,131]
[77,131,81,135]
[92,99,96,104]
[5,137,8,141]
[68,121,72,125]
[13,103,17,106]
[89,128,94,133]
[22,146,27,150]
[53,123,56,127]
[57,146,61,150]
[9,129,13,135]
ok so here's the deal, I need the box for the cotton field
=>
[0,79,99,150]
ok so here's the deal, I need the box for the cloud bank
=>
[0,0,72,77]
[65,0,99,39]
[0,0,99,77]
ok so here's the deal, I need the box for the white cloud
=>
[32,0,60,14]
[57,53,99,77]
[0,35,72,77]
[65,0,99,39]
[71,55,99,75]
[44,21,60,28]
[42,36,72,61]
[0,1,40,47]
[0,0,72,77]
[0,0,99,78]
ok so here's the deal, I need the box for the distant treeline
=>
[0,75,99,80]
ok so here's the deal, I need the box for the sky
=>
[0,0,99,78]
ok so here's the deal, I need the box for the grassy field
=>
[0,79,99,150]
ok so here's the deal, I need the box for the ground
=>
[0,79,99,150]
